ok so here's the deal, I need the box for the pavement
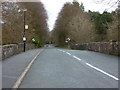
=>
[2,48,44,88]
[16,47,118,88]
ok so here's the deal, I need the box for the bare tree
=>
[2,1,48,45]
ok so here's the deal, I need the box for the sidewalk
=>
[2,48,43,88]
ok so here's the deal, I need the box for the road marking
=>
[12,49,44,89]
[58,49,66,53]
[58,49,62,52]
[58,49,119,81]
[73,56,81,61]
[66,52,71,55]
[58,49,64,52]
[58,49,82,61]
[86,63,119,81]
[62,51,65,52]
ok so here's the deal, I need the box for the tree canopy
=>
[2,2,48,45]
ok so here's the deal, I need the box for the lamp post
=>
[18,8,28,52]
[23,9,28,52]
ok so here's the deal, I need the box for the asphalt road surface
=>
[2,49,44,88]
[2,46,118,88]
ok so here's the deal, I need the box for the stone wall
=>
[71,42,120,56]
[0,43,36,60]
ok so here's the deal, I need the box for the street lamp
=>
[23,9,28,52]
[18,8,28,52]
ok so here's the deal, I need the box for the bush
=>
[32,36,43,47]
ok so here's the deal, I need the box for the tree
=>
[80,2,84,11]
[52,1,95,46]
[2,2,48,45]
[52,0,118,46]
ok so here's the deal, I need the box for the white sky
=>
[40,0,118,31]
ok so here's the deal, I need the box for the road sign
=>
[25,25,28,30]
[65,41,68,43]
[32,38,35,42]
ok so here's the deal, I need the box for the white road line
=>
[58,49,62,52]
[66,52,71,55]
[73,56,81,61]
[62,51,65,53]
[58,49,66,53]
[86,63,119,81]
[58,49,119,81]
[12,49,44,89]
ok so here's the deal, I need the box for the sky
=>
[40,0,118,31]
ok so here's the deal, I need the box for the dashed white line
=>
[66,52,71,55]
[73,56,81,61]
[58,49,62,52]
[58,49,119,81]
[61,50,64,52]
[86,63,119,81]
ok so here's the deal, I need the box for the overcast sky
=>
[40,0,118,31]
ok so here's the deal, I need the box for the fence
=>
[0,43,36,60]
[71,42,120,56]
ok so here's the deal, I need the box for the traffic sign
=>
[25,25,28,30]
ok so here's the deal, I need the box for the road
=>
[2,46,118,88]
[2,49,44,88]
